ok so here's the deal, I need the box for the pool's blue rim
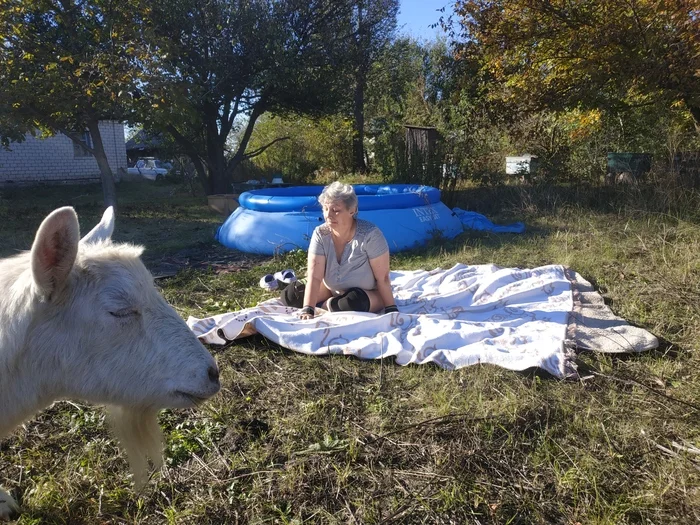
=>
[238,184,441,212]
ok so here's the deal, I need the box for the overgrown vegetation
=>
[243,0,699,195]
[1,181,698,524]
[246,34,700,195]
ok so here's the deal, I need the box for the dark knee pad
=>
[281,281,306,308]
[329,287,370,313]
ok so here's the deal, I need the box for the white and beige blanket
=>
[187,264,658,378]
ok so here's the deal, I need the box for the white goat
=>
[0,207,221,520]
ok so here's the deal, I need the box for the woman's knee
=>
[365,289,384,313]
[280,281,306,308]
[328,287,371,312]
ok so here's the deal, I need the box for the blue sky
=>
[397,0,450,41]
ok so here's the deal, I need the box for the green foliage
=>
[365,37,425,179]
[499,104,700,185]
[134,0,361,194]
[366,38,510,189]
[247,23,698,192]
[0,0,141,204]
[163,416,226,467]
[0,0,138,135]
[451,0,700,128]
[365,37,424,124]
[344,0,400,173]
[248,114,354,180]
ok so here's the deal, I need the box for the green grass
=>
[1,180,699,524]
[0,181,222,262]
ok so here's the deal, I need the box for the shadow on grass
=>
[223,333,570,384]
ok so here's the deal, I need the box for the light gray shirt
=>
[309,219,389,293]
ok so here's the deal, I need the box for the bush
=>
[247,115,353,182]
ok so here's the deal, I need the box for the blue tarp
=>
[453,208,526,234]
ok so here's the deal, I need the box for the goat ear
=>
[80,206,115,245]
[31,207,80,297]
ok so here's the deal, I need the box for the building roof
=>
[125,130,165,151]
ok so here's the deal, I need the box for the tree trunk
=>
[220,102,267,192]
[206,110,230,195]
[352,71,367,173]
[164,102,267,196]
[210,167,232,194]
[208,143,229,194]
[86,120,118,209]
[192,158,211,194]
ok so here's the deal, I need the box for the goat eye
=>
[109,308,138,319]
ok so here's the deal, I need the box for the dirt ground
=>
[144,241,268,279]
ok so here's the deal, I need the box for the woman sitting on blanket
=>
[281,181,399,320]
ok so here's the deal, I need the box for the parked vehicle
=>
[127,158,171,180]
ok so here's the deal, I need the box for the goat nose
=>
[208,365,220,384]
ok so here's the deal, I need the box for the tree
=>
[134,0,356,195]
[347,0,399,173]
[364,37,506,184]
[246,113,355,179]
[365,37,424,127]
[450,0,700,131]
[0,0,140,207]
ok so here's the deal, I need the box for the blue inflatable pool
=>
[216,184,464,254]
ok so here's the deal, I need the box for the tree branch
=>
[61,128,97,155]
[242,136,290,160]
[227,98,266,166]
[220,95,233,139]
[167,124,204,163]
[226,92,243,133]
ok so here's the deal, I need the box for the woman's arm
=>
[301,252,326,319]
[369,251,395,311]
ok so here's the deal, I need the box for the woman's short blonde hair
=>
[318,181,358,213]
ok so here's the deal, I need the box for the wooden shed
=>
[405,125,441,166]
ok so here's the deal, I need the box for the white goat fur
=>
[0,207,220,520]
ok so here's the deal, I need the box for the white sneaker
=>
[259,274,278,290]
[273,269,297,285]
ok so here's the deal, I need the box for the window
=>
[73,131,93,158]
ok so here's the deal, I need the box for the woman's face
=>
[323,199,356,231]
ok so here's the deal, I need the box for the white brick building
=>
[0,121,127,184]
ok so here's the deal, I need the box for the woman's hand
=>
[299,305,315,320]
